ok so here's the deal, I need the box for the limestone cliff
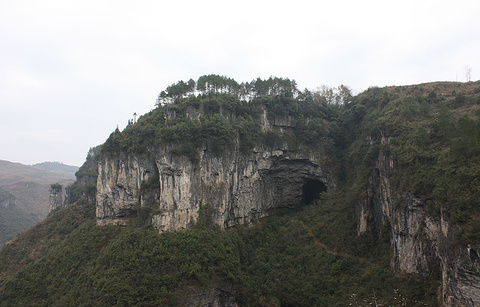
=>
[358,134,480,306]
[96,145,331,231]
[49,184,63,212]
[96,97,333,231]
[90,80,480,305]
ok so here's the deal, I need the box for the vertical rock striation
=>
[49,184,63,212]
[96,146,331,231]
[358,134,480,306]
[96,153,159,226]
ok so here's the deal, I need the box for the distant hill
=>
[32,161,79,174]
[0,160,75,186]
[0,160,76,245]
[0,187,36,245]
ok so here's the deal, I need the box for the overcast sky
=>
[1,0,479,167]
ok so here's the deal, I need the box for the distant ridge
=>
[32,161,79,174]
[0,159,76,244]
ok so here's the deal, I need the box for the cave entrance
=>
[302,179,327,205]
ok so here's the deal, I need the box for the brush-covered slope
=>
[0,196,437,306]
[345,81,480,306]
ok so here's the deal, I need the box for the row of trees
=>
[156,74,351,106]
[156,75,297,105]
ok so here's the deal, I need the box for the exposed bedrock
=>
[96,146,332,231]
[358,135,480,306]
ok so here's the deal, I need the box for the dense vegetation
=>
[0,196,437,306]
[344,82,480,243]
[105,76,480,236]
[66,146,100,204]
[102,75,345,165]
[1,76,480,305]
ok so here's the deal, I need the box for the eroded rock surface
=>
[96,147,331,231]
[358,134,480,306]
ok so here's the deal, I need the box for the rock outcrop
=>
[91,89,480,305]
[96,145,331,231]
[358,134,480,306]
[96,103,332,231]
[49,184,63,212]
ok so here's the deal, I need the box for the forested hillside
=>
[1,76,479,306]
[349,81,480,243]
[0,198,437,306]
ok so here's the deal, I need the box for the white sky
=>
[1,0,479,167]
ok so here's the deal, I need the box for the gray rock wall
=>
[96,146,331,231]
[93,105,480,305]
[358,134,480,306]
[49,185,63,212]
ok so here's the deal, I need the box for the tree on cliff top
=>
[156,75,301,105]
[156,78,196,105]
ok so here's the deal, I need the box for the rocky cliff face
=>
[358,134,480,306]
[92,90,480,305]
[96,104,332,231]
[49,185,63,212]
[96,145,331,231]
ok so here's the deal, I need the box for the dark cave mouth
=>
[302,179,327,205]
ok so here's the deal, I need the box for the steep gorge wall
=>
[358,135,480,306]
